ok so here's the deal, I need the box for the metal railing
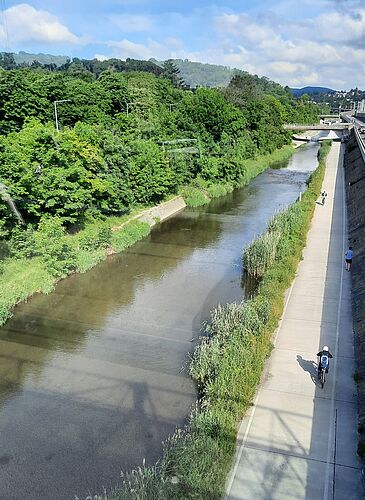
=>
[354,126,365,164]
[284,123,351,130]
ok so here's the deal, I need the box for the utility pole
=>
[54,100,71,132]
[126,102,143,115]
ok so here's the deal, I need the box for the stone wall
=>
[344,131,365,456]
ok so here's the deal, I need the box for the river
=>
[0,142,320,499]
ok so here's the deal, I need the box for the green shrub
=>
[112,221,151,253]
[35,217,76,277]
[244,231,281,278]
[180,185,209,207]
[75,249,107,273]
[206,183,233,198]
[79,222,112,250]
[0,257,55,326]
[8,224,37,259]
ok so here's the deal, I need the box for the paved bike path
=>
[226,142,363,499]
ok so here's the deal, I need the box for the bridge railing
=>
[354,126,365,164]
[284,123,351,130]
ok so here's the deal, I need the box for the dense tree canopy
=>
[0,63,324,231]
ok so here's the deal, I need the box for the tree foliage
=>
[0,63,322,231]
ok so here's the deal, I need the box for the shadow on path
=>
[296,355,319,386]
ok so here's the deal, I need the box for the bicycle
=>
[319,367,326,388]
[317,347,332,389]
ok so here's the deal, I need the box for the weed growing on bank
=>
[0,219,151,326]
[109,141,331,499]
[181,145,295,208]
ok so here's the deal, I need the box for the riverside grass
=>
[0,220,151,326]
[109,140,331,500]
[181,145,295,207]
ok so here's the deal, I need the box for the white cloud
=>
[88,1,365,89]
[0,3,80,44]
[94,54,109,61]
[106,38,163,60]
[210,5,365,88]
[99,36,200,63]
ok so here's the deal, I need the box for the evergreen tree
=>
[162,59,185,88]
[0,53,16,70]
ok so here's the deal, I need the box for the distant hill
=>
[6,53,238,87]
[291,86,335,97]
[6,52,334,94]
[15,51,69,66]
[1,51,69,66]
[152,58,242,88]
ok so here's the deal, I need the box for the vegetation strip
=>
[0,219,151,325]
[0,144,295,327]
[181,144,294,207]
[108,141,331,500]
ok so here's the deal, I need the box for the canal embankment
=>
[344,131,365,461]
[0,145,295,328]
[112,142,332,499]
[0,143,320,499]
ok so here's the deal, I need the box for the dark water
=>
[0,143,319,499]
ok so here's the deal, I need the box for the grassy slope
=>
[181,145,294,207]
[0,220,151,325]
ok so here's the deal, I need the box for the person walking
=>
[345,246,353,271]
[321,191,327,205]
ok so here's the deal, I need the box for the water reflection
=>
[0,143,319,499]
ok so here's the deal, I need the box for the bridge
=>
[319,114,340,119]
[342,112,365,163]
[292,133,341,142]
[284,123,352,131]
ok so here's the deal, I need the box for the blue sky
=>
[1,1,365,89]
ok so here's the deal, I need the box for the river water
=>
[0,143,319,499]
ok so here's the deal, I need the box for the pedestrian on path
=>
[345,246,353,271]
[321,191,328,205]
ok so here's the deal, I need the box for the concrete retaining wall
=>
[344,131,365,454]
[137,196,186,226]
[113,195,187,232]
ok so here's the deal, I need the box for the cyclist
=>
[317,345,333,377]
